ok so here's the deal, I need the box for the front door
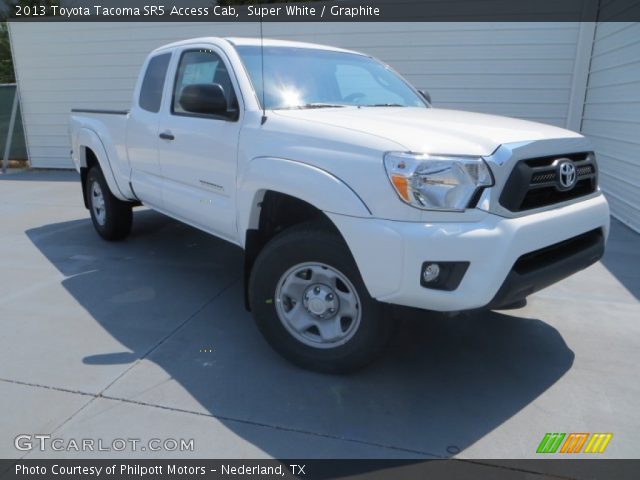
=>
[157,46,242,243]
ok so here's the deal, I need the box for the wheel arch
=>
[237,157,371,242]
[76,128,129,206]
[238,158,372,311]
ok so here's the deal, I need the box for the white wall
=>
[581,22,640,233]
[10,22,584,169]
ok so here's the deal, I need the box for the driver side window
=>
[172,49,239,120]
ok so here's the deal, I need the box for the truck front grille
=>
[499,152,598,212]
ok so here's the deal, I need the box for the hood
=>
[273,107,583,157]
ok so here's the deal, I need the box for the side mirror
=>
[179,83,227,116]
[419,89,432,105]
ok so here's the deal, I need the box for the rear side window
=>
[139,53,171,113]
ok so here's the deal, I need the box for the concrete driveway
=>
[0,169,638,460]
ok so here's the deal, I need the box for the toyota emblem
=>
[557,160,577,190]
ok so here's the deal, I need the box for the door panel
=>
[157,47,242,242]
[127,52,172,209]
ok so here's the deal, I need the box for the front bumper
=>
[486,227,604,309]
[327,194,610,312]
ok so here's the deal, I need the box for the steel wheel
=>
[250,223,393,373]
[275,262,362,349]
[90,180,106,226]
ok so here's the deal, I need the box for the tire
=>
[86,166,132,241]
[249,223,393,373]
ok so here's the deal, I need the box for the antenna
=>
[259,0,267,125]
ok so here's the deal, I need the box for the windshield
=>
[234,45,427,110]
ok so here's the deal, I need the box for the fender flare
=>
[237,157,371,246]
[76,128,129,202]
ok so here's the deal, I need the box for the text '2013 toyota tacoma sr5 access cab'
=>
[69,37,610,373]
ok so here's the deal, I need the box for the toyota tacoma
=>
[69,37,610,372]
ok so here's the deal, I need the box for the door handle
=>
[159,131,175,141]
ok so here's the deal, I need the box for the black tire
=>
[86,166,132,241]
[249,223,393,373]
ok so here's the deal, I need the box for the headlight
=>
[384,152,493,211]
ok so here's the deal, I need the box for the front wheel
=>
[249,224,393,373]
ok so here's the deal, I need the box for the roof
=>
[225,37,359,54]
[152,37,362,56]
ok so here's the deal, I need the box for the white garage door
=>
[10,22,583,169]
[581,22,640,233]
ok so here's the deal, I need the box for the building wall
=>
[10,22,584,169]
[581,22,640,232]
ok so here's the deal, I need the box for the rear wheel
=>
[249,223,393,373]
[86,166,132,241]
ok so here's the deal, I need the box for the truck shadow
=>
[26,210,574,459]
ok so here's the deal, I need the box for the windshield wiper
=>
[281,103,346,110]
[362,103,406,107]
[302,103,347,109]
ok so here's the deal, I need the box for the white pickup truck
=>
[70,37,610,372]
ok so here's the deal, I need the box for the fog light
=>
[420,261,470,291]
[423,263,440,283]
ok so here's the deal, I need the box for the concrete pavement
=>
[0,170,638,460]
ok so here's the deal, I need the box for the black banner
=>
[2,460,640,480]
[4,0,640,22]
